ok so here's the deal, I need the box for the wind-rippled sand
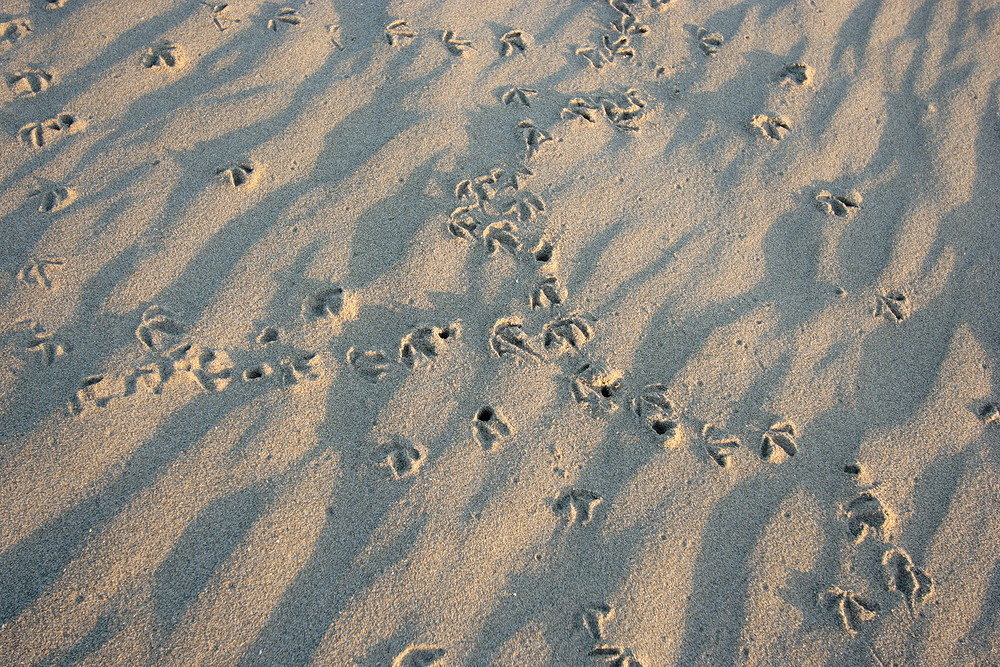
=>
[1,0,998,665]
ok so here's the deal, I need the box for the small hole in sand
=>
[652,420,676,435]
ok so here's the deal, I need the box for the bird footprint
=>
[392,646,445,667]
[845,492,892,542]
[589,645,644,667]
[302,286,347,321]
[500,30,527,56]
[816,190,861,217]
[701,424,740,467]
[216,163,255,187]
[750,115,790,141]
[347,347,390,380]
[697,28,723,55]
[502,86,537,106]
[543,313,594,352]
[7,69,53,96]
[17,256,65,288]
[22,320,71,365]
[442,30,473,55]
[267,8,301,31]
[399,323,460,367]
[530,275,566,309]
[378,441,426,479]
[883,548,933,611]
[19,114,79,148]
[875,292,909,322]
[580,603,613,640]
[780,62,814,85]
[483,221,522,255]
[631,384,681,445]
[385,20,416,46]
[760,421,797,461]
[518,119,552,157]
[471,405,511,450]
[819,588,877,635]
[30,186,75,213]
[143,42,180,68]
[554,488,602,526]
[0,20,31,46]
[490,318,540,360]
[135,305,186,352]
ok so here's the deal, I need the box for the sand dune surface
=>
[1,0,998,665]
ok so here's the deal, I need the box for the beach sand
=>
[1,0,998,665]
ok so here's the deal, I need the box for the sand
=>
[1,0,998,665]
